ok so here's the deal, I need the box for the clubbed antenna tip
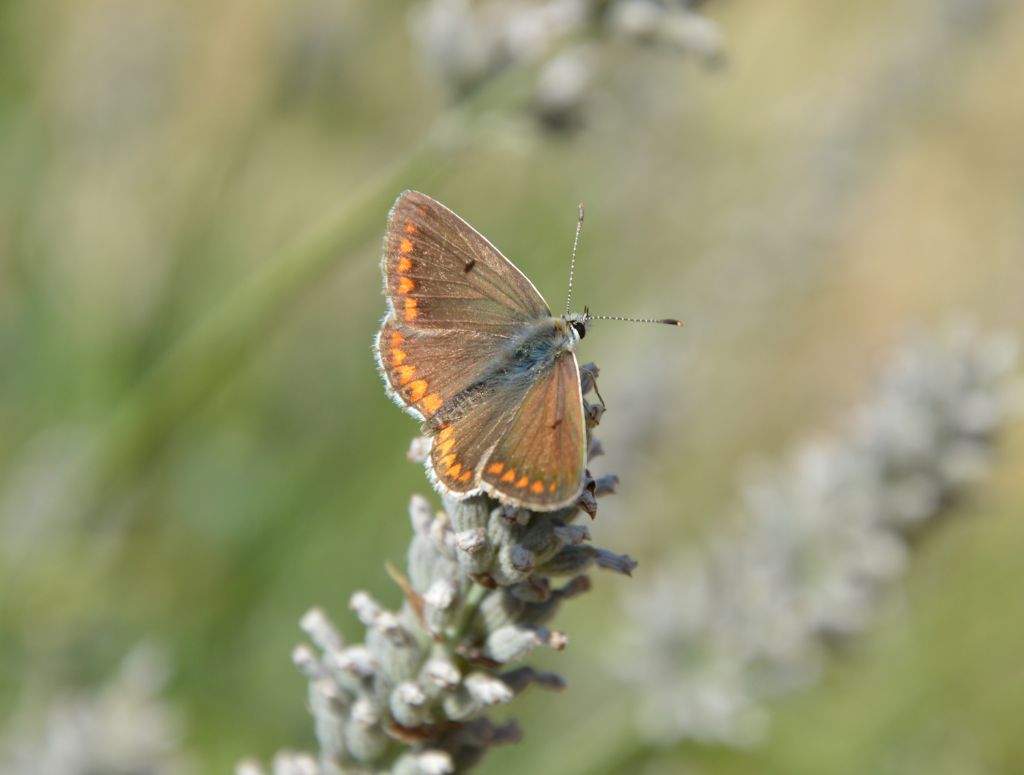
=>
[589,314,684,327]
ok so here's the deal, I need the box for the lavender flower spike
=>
[245,363,635,773]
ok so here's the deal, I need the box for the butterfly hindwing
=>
[428,380,520,497]
[383,190,551,335]
[479,352,586,509]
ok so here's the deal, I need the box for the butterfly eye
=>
[571,320,587,340]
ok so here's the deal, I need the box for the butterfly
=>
[374,190,680,511]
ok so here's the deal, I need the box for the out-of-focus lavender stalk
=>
[240,365,635,774]
[410,0,724,130]
[0,646,193,775]
[620,324,1021,746]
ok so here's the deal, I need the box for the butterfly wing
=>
[377,190,552,424]
[376,316,509,421]
[478,351,587,510]
[425,351,586,507]
[426,379,519,498]
[382,190,551,335]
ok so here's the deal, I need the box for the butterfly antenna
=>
[565,203,585,316]
[589,313,684,327]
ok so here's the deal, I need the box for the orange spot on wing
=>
[405,221,417,234]
[407,379,428,401]
[390,330,405,346]
[397,257,413,273]
[515,476,529,489]
[487,462,504,475]
[438,453,456,469]
[459,469,473,483]
[548,482,557,493]
[404,298,418,320]
[391,348,407,365]
[396,365,416,385]
[421,393,443,413]
[399,237,414,254]
[436,435,455,455]
[437,426,454,442]
[398,277,415,293]
[530,480,544,494]
[447,463,463,479]
[500,469,516,483]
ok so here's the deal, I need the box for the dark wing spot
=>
[463,258,476,273]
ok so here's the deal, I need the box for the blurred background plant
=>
[618,324,1021,751]
[1,0,1023,773]
[0,645,194,775]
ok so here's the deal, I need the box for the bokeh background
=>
[2,0,1023,773]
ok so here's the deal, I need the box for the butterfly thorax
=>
[509,316,583,369]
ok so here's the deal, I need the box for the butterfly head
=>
[564,307,592,343]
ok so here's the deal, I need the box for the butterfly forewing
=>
[479,352,587,509]
[383,191,551,335]
[377,317,509,422]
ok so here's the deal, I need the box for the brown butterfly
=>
[374,190,680,511]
